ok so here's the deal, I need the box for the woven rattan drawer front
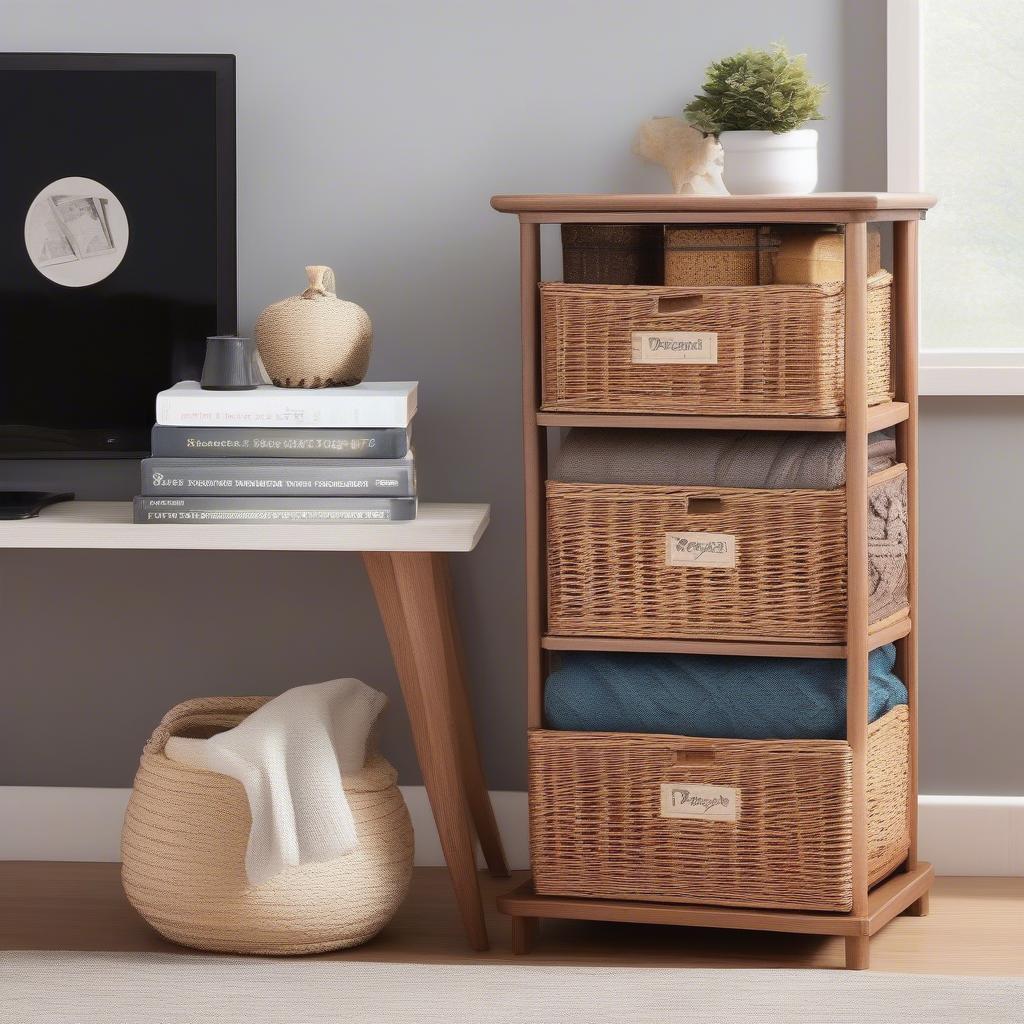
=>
[539,274,892,417]
[547,481,847,643]
[528,707,909,912]
[546,467,907,645]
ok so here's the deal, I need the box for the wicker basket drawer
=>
[528,706,910,912]
[539,273,892,417]
[546,464,908,645]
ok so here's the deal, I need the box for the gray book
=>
[133,496,417,523]
[141,456,415,497]
[150,425,411,459]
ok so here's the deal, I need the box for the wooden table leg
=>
[363,550,489,951]
[432,553,510,878]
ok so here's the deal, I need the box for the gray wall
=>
[3,0,1019,795]
[918,399,1024,795]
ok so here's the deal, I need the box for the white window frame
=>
[887,0,1024,394]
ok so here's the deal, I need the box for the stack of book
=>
[133,381,418,524]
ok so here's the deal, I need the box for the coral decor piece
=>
[632,116,726,195]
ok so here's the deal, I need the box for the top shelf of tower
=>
[490,192,938,224]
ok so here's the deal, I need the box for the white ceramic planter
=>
[719,128,818,195]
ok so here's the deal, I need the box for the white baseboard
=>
[1,787,1021,876]
[918,795,1024,875]
[0,786,531,870]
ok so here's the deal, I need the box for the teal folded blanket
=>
[544,645,906,741]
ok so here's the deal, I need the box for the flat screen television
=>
[0,53,236,460]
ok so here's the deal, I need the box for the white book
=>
[156,381,417,428]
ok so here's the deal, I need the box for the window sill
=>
[920,350,1024,396]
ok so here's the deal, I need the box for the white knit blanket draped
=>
[165,678,388,886]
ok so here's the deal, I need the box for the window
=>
[888,0,1024,393]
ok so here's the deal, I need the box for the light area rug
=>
[1,952,1021,1024]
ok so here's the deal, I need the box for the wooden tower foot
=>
[844,935,871,970]
[903,892,930,917]
[511,916,539,955]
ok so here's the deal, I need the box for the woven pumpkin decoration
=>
[255,266,372,388]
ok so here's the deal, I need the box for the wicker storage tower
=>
[490,192,936,971]
[121,697,413,955]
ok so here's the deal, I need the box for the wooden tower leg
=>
[511,915,539,955]
[904,892,930,917]
[893,218,922,877]
[845,935,871,970]
[845,222,871,932]
[519,221,546,731]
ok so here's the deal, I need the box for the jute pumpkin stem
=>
[304,265,336,297]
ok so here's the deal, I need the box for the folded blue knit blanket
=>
[544,645,907,741]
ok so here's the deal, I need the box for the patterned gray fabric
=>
[552,429,896,490]
[868,471,909,620]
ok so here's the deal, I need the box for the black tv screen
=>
[0,53,236,458]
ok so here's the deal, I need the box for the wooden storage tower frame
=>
[491,193,936,970]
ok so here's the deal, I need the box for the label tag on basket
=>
[665,532,736,568]
[660,783,739,822]
[630,331,718,365]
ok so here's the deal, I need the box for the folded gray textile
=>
[552,429,896,490]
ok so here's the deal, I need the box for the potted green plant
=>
[684,44,825,195]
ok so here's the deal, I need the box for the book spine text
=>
[142,459,415,497]
[151,426,410,459]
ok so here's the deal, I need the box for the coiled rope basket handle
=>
[121,696,413,955]
[142,695,267,755]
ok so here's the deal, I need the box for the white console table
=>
[2,500,507,951]
[0,500,488,551]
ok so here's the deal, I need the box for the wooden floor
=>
[1,863,1022,974]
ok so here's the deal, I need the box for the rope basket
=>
[121,697,413,955]
[540,272,892,416]
[529,705,910,912]
[546,464,908,644]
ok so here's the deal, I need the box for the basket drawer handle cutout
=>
[675,748,717,765]
[686,497,723,515]
[655,294,704,315]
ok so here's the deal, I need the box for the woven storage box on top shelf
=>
[528,705,910,912]
[773,227,883,285]
[546,463,908,644]
[561,224,664,285]
[540,271,892,417]
[664,225,778,286]
[121,696,413,955]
